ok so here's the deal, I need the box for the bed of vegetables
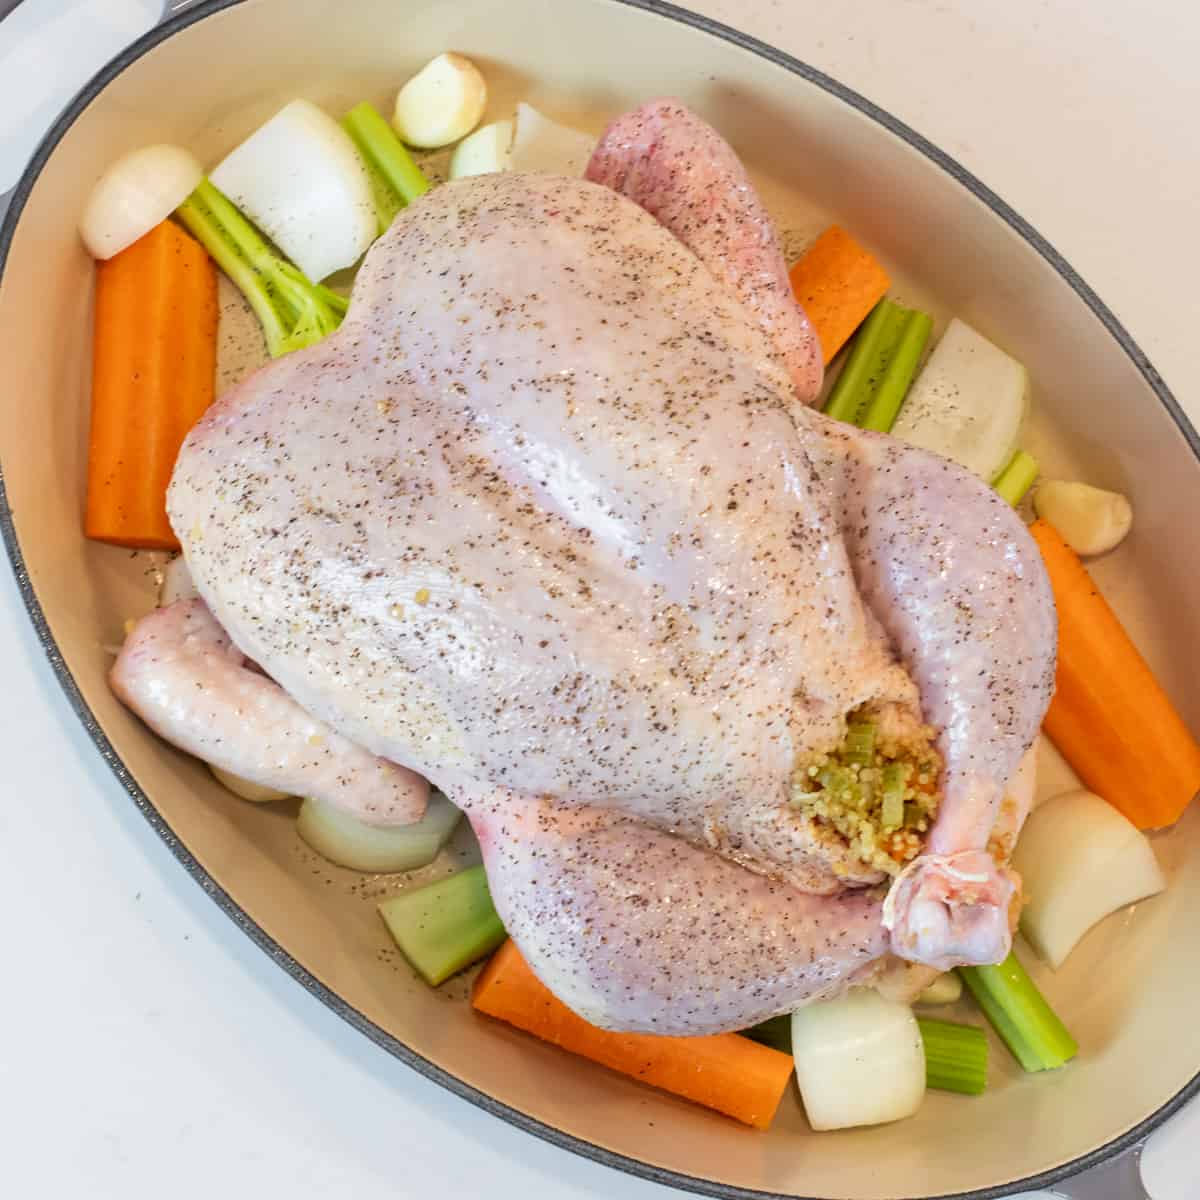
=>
[79,51,1200,1134]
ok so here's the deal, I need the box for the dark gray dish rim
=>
[2,1,1198,1197]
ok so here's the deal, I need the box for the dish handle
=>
[1050,1140,1152,1199]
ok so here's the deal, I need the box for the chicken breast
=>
[155,119,1053,1032]
[170,171,919,887]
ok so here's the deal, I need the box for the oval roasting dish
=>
[1,2,1199,1197]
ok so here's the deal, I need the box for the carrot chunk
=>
[1031,518,1200,829]
[788,225,890,363]
[85,219,218,550]
[472,939,794,1129]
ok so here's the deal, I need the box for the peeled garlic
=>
[1033,480,1132,557]
[449,119,513,178]
[210,764,291,804]
[393,53,487,149]
[916,972,963,1006]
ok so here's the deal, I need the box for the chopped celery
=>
[379,865,506,986]
[824,302,891,423]
[917,1017,988,1095]
[817,763,855,797]
[176,178,347,358]
[791,790,823,806]
[741,1014,792,1053]
[959,949,1078,1072]
[347,122,404,232]
[841,720,876,768]
[879,762,907,829]
[823,299,932,431]
[993,449,1040,507]
[343,102,430,222]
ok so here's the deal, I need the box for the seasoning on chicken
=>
[114,102,1054,1035]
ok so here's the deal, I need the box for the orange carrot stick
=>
[85,219,218,550]
[472,939,794,1129]
[788,225,890,364]
[1030,518,1200,829]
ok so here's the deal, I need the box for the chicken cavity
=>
[111,599,429,824]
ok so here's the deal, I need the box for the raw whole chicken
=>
[113,100,1055,1035]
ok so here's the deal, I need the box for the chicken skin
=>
[114,104,1054,1034]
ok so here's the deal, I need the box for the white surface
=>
[1,1,1198,1198]
[0,0,158,189]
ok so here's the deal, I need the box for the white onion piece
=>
[1014,788,1166,969]
[79,144,203,260]
[449,119,513,178]
[791,989,925,1130]
[393,53,487,149]
[916,972,963,1006]
[891,318,1028,482]
[296,793,460,873]
[210,99,376,282]
[509,103,595,175]
[210,764,291,804]
[158,555,199,607]
[1034,480,1133,557]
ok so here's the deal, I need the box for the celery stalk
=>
[823,299,932,431]
[378,865,506,986]
[993,449,1040,507]
[879,762,906,829]
[861,307,933,432]
[917,1017,989,1094]
[343,102,430,214]
[841,721,877,767]
[824,302,895,424]
[346,120,404,232]
[176,178,347,358]
[959,949,1078,1072]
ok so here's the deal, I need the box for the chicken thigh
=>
[148,110,1054,1034]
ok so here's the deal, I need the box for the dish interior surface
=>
[1,1,1199,1197]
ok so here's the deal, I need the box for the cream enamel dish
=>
[2,2,1199,1197]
